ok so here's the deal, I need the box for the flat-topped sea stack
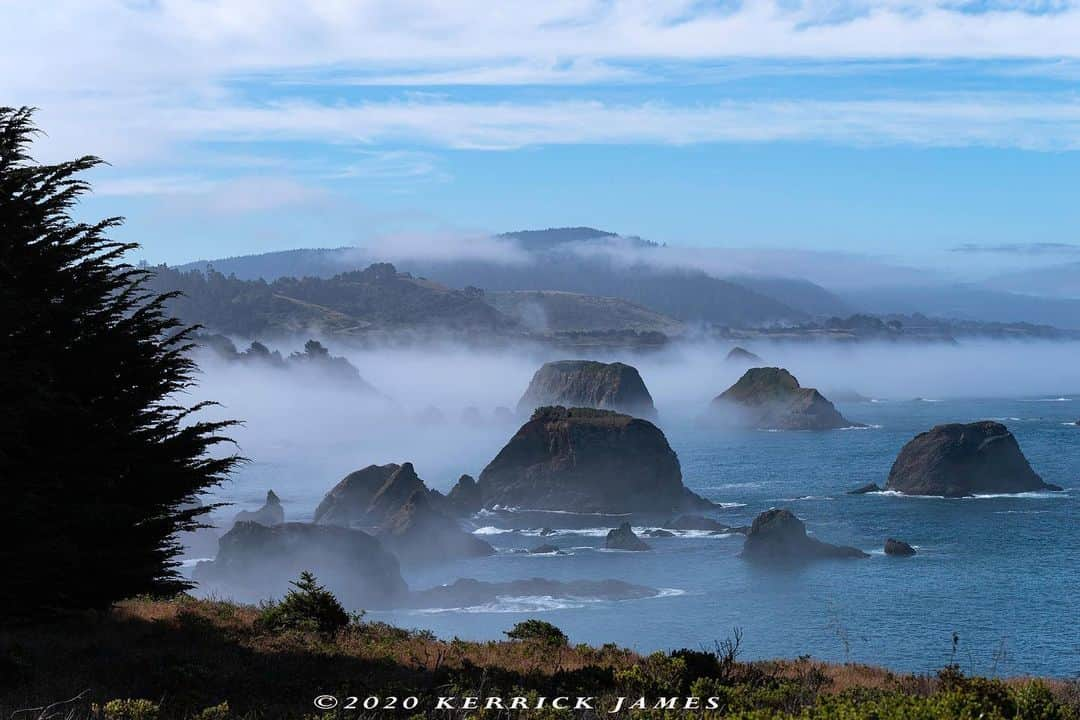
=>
[517,360,657,419]
[886,421,1061,497]
[466,406,712,514]
[742,509,868,563]
[710,367,859,430]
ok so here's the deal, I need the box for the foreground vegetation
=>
[2,594,1077,720]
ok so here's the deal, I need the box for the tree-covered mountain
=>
[148,262,517,338]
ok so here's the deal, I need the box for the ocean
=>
[191,391,1079,678]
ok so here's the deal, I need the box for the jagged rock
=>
[529,544,561,554]
[886,421,1062,497]
[539,527,555,536]
[379,490,494,567]
[664,515,729,532]
[725,346,763,365]
[645,529,675,538]
[193,522,407,608]
[709,367,860,431]
[477,406,713,514]
[605,522,651,551]
[884,538,917,556]
[848,483,882,495]
[314,463,444,528]
[233,490,284,527]
[406,578,658,609]
[517,360,657,419]
[446,474,482,516]
[741,509,868,563]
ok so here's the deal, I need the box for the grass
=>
[1,596,1077,719]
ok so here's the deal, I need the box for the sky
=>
[3,0,1080,278]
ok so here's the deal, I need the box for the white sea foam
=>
[868,489,1068,500]
[840,424,883,430]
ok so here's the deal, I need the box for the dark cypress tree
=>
[0,107,240,619]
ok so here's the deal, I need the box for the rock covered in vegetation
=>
[885,421,1061,497]
[378,490,494,566]
[477,406,713,514]
[193,522,407,608]
[605,522,651,551]
[709,367,859,431]
[741,509,868,563]
[517,360,657,419]
[233,490,284,527]
[884,538,917,556]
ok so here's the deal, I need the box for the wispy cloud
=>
[951,241,1080,255]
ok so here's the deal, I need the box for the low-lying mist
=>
[186,337,1080,524]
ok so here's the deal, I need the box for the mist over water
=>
[185,338,1080,676]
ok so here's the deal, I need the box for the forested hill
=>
[147,262,516,338]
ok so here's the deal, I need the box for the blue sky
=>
[4,1,1080,281]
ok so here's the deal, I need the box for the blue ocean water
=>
[367,397,1079,678]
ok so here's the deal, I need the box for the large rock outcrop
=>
[446,474,482,516]
[314,462,493,565]
[232,490,284,527]
[517,360,657,419]
[741,509,868,563]
[193,522,408,608]
[885,421,1060,497]
[379,490,495,566]
[313,463,443,528]
[710,367,858,430]
[473,406,713,514]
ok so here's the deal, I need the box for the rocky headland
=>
[709,367,859,430]
[885,421,1062,497]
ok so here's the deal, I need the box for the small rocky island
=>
[741,509,868,563]
[725,346,764,365]
[885,421,1062,497]
[605,523,652,551]
[884,538,917,556]
[460,406,714,514]
[313,462,494,565]
[517,360,657,419]
[709,367,860,430]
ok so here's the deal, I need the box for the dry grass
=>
[2,597,1076,720]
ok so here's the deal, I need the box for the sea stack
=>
[517,360,657,419]
[232,489,284,527]
[886,421,1061,497]
[605,523,651,551]
[465,406,712,514]
[725,346,764,365]
[741,509,868,563]
[193,522,408,608]
[709,367,859,430]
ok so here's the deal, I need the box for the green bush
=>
[102,698,159,720]
[192,702,232,720]
[257,571,349,635]
[504,619,568,647]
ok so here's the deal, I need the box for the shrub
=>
[193,702,233,720]
[102,698,159,720]
[504,619,568,647]
[257,572,349,635]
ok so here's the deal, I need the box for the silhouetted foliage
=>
[504,619,568,647]
[256,571,351,635]
[0,107,239,619]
